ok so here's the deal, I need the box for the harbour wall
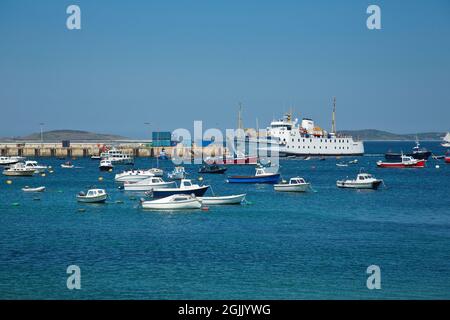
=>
[0,142,227,159]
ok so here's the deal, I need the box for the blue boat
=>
[227,167,280,184]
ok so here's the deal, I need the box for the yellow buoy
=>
[198,176,204,181]
[41,173,46,177]
[49,170,54,173]
[6,180,12,185]
[108,168,113,172]
[98,176,104,181]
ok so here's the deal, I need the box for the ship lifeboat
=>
[377,155,426,168]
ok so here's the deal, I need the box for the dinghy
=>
[141,194,202,210]
[198,194,246,205]
[198,163,227,174]
[61,161,74,169]
[22,186,46,192]
[274,177,310,192]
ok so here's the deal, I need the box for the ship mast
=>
[331,97,336,134]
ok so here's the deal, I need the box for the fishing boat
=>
[2,163,35,176]
[76,189,108,203]
[152,179,210,198]
[167,166,186,180]
[198,194,246,205]
[22,186,46,192]
[0,156,20,166]
[227,167,280,184]
[337,172,383,189]
[377,155,426,168]
[99,159,114,171]
[114,169,155,182]
[441,132,450,148]
[274,177,310,192]
[198,163,227,174]
[24,160,48,173]
[123,177,175,191]
[61,161,74,169]
[141,194,202,210]
[385,140,431,160]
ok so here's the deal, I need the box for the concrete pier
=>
[0,142,227,159]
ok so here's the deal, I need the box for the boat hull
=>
[2,170,35,176]
[99,166,113,171]
[22,186,46,192]
[124,181,175,191]
[198,194,246,205]
[385,151,431,161]
[377,160,426,168]
[337,180,382,189]
[227,173,280,184]
[274,183,310,192]
[198,168,227,174]
[141,198,202,210]
[76,194,107,203]
[205,156,258,165]
[445,157,450,164]
[152,185,209,198]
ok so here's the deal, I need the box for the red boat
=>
[377,155,426,168]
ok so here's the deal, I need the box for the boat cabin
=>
[85,189,106,197]
[357,174,374,181]
[290,177,306,184]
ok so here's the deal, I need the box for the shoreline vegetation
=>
[0,129,447,142]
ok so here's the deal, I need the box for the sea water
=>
[0,141,449,299]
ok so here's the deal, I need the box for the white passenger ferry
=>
[260,100,364,156]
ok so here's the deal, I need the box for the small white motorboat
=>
[274,177,310,192]
[2,163,35,176]
[123,177,175,191]
[198,194,246,205]
[114,169,155,182]
[141,194,202,210]
[0,156,20,166]
[22,186,46,192]
[167,166,186,180]
[61,161,74,169]
[337,173,383,189]
[76,189,108,203]
[99,159,114,171]
[24,160,48,173]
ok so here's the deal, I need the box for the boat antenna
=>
[331,97,336,134]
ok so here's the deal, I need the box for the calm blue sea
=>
[0,141,449,299]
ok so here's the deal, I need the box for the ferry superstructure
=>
[264,100,364,156]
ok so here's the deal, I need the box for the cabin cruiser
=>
[274,177,310,192]
[337,173,383,189]
[123,177,175,191]
[2,163,35,176]
[152,179,210,198]
[167,166,186,180]
[0,156,20,166]
[24,160,48,173]
[141,194,202,210]
[99,159,114,171]
[100,147,134,165]
[114,169,155,182]
[76,189,108,203]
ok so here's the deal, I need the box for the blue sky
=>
[0,0,449,138]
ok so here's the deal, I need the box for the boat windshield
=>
[182,181,192,187]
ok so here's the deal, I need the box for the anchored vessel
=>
[101,147,134,165]
[377,155,426,168]
[385,140,431,160]
[337,173,383,189]
[260,99,364,156]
